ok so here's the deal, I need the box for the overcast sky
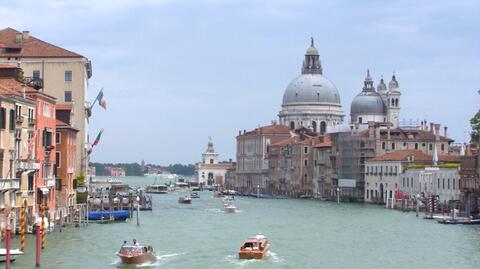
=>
[1,0,479,165]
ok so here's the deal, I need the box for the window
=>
[28,108,34,121]
[33,70,40,79]
[429,144,433,151]
[56,132,61,144]
[15,104,21,119]
[415,143,418,150]
[290,121,295,130]
[391,143,395,150]
[442,178,445,189]
[441,144,445,151]
[447,179,450,189]
[209,159,213,164]
[304,173,308,182]
[358,117,362,123]
[320,121,327,134]
[422,143,426,147]
[437,178,440,189]
[65,70,72,81]
[0,108,6,129]
[56,152,61,168]
[403,178,405,187]
[304,160,308,167]
[64,91,72,102]
[382,142,386,149]
[56,178,62,191]
[406,178,409,187]
[9,109,14,130]
[395,99,399,106]
[304,147,308,154]
[28,173,34,191]
[312,121,317,132]
[411,178,413,188]
[453,179,456,189]
[43,128,52,147]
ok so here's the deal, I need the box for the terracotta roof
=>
[370,150,433,162]
[271,137,297,146]
[241,124,290,136]
[0,78,36,100]
[358,128,453,142]
[0,28,83,58]
[0,63,16,68]
[370,149,460,163]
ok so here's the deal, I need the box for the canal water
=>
[9,176,480,269]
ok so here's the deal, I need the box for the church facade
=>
[197,138,234,187]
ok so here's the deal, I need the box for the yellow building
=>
[0,28,92,177]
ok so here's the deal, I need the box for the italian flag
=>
[92,129,104,146]
[95,88,107,110]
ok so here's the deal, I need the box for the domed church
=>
[278,38,344,134]
[350,70,401,128]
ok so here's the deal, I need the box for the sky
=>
[1,0,479,165]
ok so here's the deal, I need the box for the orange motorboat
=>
[117,245,156,264]
[238,234,270,260]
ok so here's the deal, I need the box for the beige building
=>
[0,28,92,176]
[0,71,39,234]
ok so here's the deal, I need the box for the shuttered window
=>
[9,109,14,130]
[0,108,5,129]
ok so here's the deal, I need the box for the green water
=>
[9,176,480,269]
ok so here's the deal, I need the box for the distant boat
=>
[86,210,130,221]
[178,196,192,204]
[224,202,236,213]
[91,178,123,185]
[238,234,270,260]
[117,244,156,264]
[146,178,168,194]
[190,192,200,198]
[438,217,480,225]
[0,249,23,262]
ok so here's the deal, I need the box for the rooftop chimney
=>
[22,31,29,40]
[430,122,434,134]
[444,126,448,138]
[434,124,440,142]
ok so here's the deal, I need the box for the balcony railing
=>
[16,160,41,171]
[46,178,56,188]
[0,178,20,190]
[28,118,35,126]
[24,77,44,90]
[15,115,23,124]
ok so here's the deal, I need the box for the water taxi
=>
[178,196,192,204]
[117,245,156,264]
[238,234,270,260]
[224,202,236,213]
[145,185,168,194]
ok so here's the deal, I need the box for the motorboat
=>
[438,217,480,225]
[117,244,156,264]
[86,210,130,221]
[0,248,23,262]
[214,191,224,198]
[190,192,200,198]
[238,234,270,259]
[178,196,192,204]
[146,178,168,194]
[224,202,236,213]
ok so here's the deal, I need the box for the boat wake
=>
[110,253,181,268]
[267,250,284,263]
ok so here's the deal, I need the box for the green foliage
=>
[167,163,196,176]
[76,192,87,204]
[75,172,86,187]
[438,163,460,169]
[404,163,459,171]
[470,110,480,144]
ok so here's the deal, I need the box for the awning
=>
[39,187,49,194]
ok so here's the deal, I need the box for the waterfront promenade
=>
[9,176,480,269]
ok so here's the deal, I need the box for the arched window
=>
[358,117,363,123]
[320,121,327,134]
[392,143,395,150]
[441,144,445,151]
[312,121,317,132]
[290,121,295,130]
[415,143,418,150]
[429,144,433,151]
[395,98,399,107]
[391,99,394,106]
[382,142,386,149]
[366,190,369,199]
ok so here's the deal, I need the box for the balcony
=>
[16,160,41,171]
[15,115,23,124]
[46,178,56,188]
[28,118,35,126]
[0,178,20,190]
[24,77,44,90]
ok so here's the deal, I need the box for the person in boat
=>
[133,239,139,246]
[122,240,127,246]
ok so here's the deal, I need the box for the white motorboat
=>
[224,202,236,213]
[0,248,23,262]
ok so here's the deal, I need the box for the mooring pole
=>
[41,204,45,249]
[35,224,40,267]
[136,204,140,226]
[6,225,11,269]
[20,205,25,252]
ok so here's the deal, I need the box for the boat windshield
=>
[120,246,145,253]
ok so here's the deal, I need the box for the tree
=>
[470,110,480,144]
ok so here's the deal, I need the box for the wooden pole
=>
[35,224,40,267]
[6,225,11,269]
[136,204,140,226]
[41,204,45,249]
[20,205,25,252]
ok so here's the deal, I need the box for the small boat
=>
[190,192,200,198]
[214,191,224,198]
[0,249,23,262]
[239,234,270,260]
[86,210,130,221]
[117,244,156,264]
[224,202,236,213]
[438,217,480,225]
[178,196,192,204]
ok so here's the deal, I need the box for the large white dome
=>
[282,74,341,106]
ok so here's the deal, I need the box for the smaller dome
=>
[377,77,387,93]
[305,37,319,55]
[350,91,386,115]
[389,74,399,89]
